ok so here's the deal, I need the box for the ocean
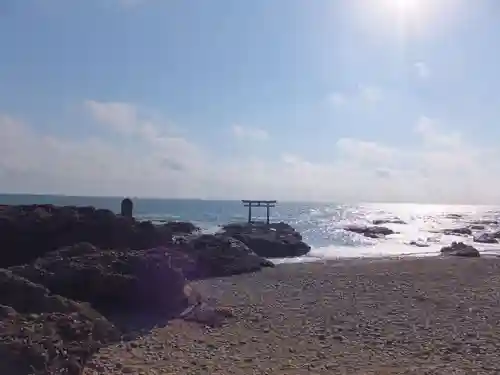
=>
[2,194,500,261]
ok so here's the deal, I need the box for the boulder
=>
[344,225,395,238]
[473,233,498,244]
[443,227,472,236]
[470,219,498,225]
[373,219,406,225]
[162,221,199,234]
[220,222,310,258]
[409,241,430,248]
[9,243,189,315]
[445,214,464,219]
[440,242,480,257]
[0,269,118,375]
[469,224,486,230]
[181,234,275,278]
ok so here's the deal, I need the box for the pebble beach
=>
[85,257,500,374]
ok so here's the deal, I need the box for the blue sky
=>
[1,0,500,203]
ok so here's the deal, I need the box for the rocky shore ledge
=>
[0,204,310,374]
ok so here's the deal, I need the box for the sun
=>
[390,0,421,15]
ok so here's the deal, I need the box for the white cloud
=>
[327,86,383,107]
[84,100,139,135]
[336,138,395,164]
[328,92,346,107]
[2,107,500,204]
[359,85,383,104]
[231,124,269,141]
[415,116,461,148]
[414,62,430,79]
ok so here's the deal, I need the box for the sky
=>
[1,0,500,203]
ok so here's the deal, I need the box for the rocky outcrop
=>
[0,205,172,267]
[344,225,395,238]
[220,222,310,258]
[469,224,486,230]
[372,219,406,225]
[163,221,199,234]
[470,219,498,225]
[0,205,303,373]
[409,240,430,248]
[0,269,119,375]
[9,243,189,315]
[473,233,498,244]
[0,205,197,268]
[440,242,480,257]
[443,227,472,236]
[181,234,275,277]
[445,213,464,219]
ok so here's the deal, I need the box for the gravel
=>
[84,257,500,374]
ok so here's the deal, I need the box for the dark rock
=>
[9,244,189,315]
[220,222,310,258]
[0,204,175,268]
[162,221,199,234]
[470,219,498,225]
[373,219,406,225]
[440,242,480,257]
[181,234,275,278]
[473,233,498,244]
[443,227,472,236]
[0,269,119,375]
[469,224,486,230]
[409,241,430,248]
[445,214,464,219]
[344,225,395,238]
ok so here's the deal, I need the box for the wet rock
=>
[469,224,486,230]
[440,242,480,257]
[372,219,406,225]
[181,234,275,278]
[443,227,472,236]
[162,221,199,234]
[473,233,498,244]
[445,214,464,219]
[409,241,430,248]
[344,225,395,238]
[220,222,310,258]
[470,219,498,225]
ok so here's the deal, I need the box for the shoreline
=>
[86,256,500,374]
[271,251,498,266]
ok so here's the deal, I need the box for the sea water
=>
[2,194,500,261]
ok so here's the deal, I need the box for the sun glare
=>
[392,0,420,14]
[385,0,424,20]
[351,0,463,41]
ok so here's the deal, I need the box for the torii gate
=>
[241,200,277,224]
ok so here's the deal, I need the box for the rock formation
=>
[0,204,198,268]
[344,225,395,238]
[220,222,310,258]
[0,269,119,375]
[440,242,480,257]
[0,204,308,373]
